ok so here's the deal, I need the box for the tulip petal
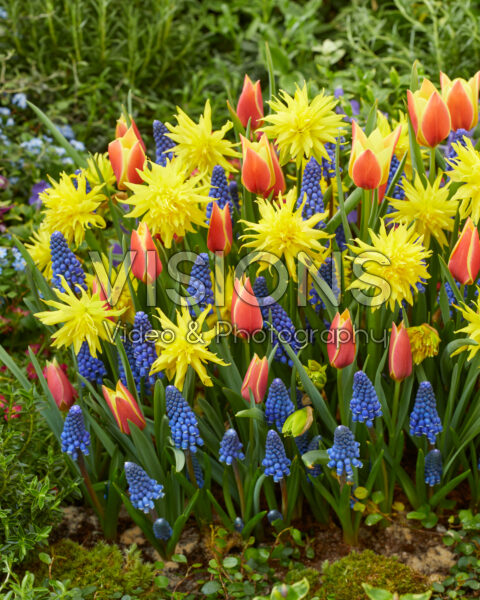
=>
[351,149,382,189]
[447,80,474,131]
[420,91,451,147]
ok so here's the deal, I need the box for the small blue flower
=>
[267,509,283,524]
[297,157,325,228]
[309,256,340,313]
[71,139,86,152]
[125,461,164,513]
[424,449,442,487]
[187,454,204,488]
[351,371,382,428]
[327,425,362,478]
[11,247,26,272]
[320,142,338,180]
[219,429,245,465]
[386,154,405,200]
[335,223,347,251]
[61,405,90,460]
[187,253,214,315]
[0,7,8,18]
[233,517,244,532]
[5,117,13,127]
[446,128,470,170]
[11,93,27,109]
[132,312,159,391]
[265,378,295,430]
[206,165,234,223]
[73,169,91,194]
[0,107,10,117]
[304,435,322,479]
[118,340,141,391]
[153,120,175,166]
[165,385,203,453]
[295,432,310,454]
[409,381,442,444]
[29,180,49,208]
[50,231,87,293]
[153,518,173,541]
[54,146,67,157]
[77,342,106,385]
[20,137,43,154]
[262,430,291,482]
[58,125,75,140]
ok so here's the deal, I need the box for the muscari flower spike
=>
[132,311,159,391]
[409,381,442,444]
[262,430,291,482]
[445,128,470,171]
[61,404,90,460]
[327,425,362,479]
[153,518,173,541]
[228,180,240,212]
[424,449,442,486]
[297,157,325,228]
[187,252,214,315]
[206,165,234,222]
[77,341,107,385]
[153,120,175,166]
[309,256,340,313]
[267,509,283,524]
[295,432,310,454]
[350,371,382,428]
[118,339,141,391]
[305,435,322,479]
[124,461,164,513]
[265,378,295,430]
[187,453,204,488]
[73,169,92,194]
[335,224,347,251]
[233,517,244,532]
[219,428,245,465]
[50,231,87,293]
[253,277,300,366]
[165,385,203,453]
[386,154,405,200]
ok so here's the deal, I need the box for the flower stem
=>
[429,147,436,183]
[337,368,346,424]
[186,450,198,488]
[233,460,246,519]
[360,188,372,240]
[391,380,402,435]
[78,453,104,520]
[280,477,288,518]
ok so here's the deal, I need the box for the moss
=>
[285,567,321,593]
[318,550,428,600]
[30,540,158,599]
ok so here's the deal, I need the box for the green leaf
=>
[365,514,383,526]
[172,553,188,564]
[282,407,313,437]
[201,581,222,595]
[407,511,427,520]
[362,584,393,600]
[223,557,238,569]
[235,407,264,421]
[354,486,369,500]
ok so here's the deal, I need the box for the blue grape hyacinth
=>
[77,342,106,385]
[386,154,405,200]
[165,385,203,453]
[309,256,340,313]
[118,339,141,391]
[153,120,175,166]
[424,449,442,486]
[409,381,442,444]
[219,429,245,465]
[297,157,325,228]
[305,435,322,479]
[262,430,291,482]
[327,425,362,478]
[153,518,173,541]
[350,371,382,428]
[187,252,214,315]
[206,165,234,222]
[188,454,204,488]
[132,312,158,390]
[50,231,87,293]
[228,180,240,212]
[446,128,470,170]
[61,405,90,460]
[267,509,283,524]
[265,378,295,430]
[124,461,164,513]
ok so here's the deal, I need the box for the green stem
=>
[360,188,372,240]
[391,380,402,438]
[186,450,198,489]
[233,461,246,519]
[337,368,346,424]
[78,453,105,520]
[429,147,436,183]
[280,478,288,518]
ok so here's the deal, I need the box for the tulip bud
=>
[231,276,263,338]
[388,322,412,382]
[207,202,233,255]
[44,359,78,411]
[407,79,451,147]
[108,125,146,190]
[130,222,163,284]
[448,217,480,285]
[115,113,146,152]
[327,309,356,369]
[236,75,264,129]
[440,71,480,131]
[241,354,268,404]
[102,380,146,434]
[240,134,285,197]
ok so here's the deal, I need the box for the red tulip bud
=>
[44,359,78,411]
[448,217,480,285]
[327,309,356,369]
[102,380,146,434]
[130,222,163,284]
[207,203,233,255]
[108,125,146,190]
[241,354,268,404]
[236,75,264,130]
[388,322,412,382]
[231,276,263,338]
[240,134,285,198]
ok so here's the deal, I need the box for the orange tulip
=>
[108,125,146,190]
[44,359,78,411]
[240,134,285,197]
[130,222,163,284]
[440,71,480,131]
[207,202,233,255]
[407,79,451,147]
[231,276,263,338]
[115,113,146,152]
[236,75,264,130]
[388,322,412,382]
[326,309,356,369]
[448,217,480,285]
[102,380,146,434]
[241,354,268,404]
[348,121,401,190]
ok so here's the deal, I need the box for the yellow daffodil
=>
[165,100,239,175]
[124,160,209,248]
[448,137,480,224]
[377,111,416,176]
[407,324,441,365]
[41,172,106,247]
[240,188,331,282]
[150,306,228,390]
[453,296,480,361]
[25,224,53,279]
[85,152,116,188]
[261,83,344,166]
[348,220,431,311]
[389,174,457,248]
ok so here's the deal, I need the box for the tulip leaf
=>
[235,407,264,421]
[282,407,313,437]
[301,449,328,468]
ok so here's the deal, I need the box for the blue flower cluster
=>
[165,385,203,453]
[61,405,90,460]
[262,430,291,482]
[445,128,470,170]
[132,312,158,391]
[327,425,362,478]
[350,371,382,428]
[305,435,322,479]
[309,256,340,313]
[118,340,141,391]
[187,253,214,315]
[409,381,442,444]
[77,342,106,385]
[50,231,87,293]
[153,120,175,166]
[153,518,173,541]
[320,142,339,180]
[206,165,234,223]
[265,378,295,430]
[386,154,405,200]
[297,157,325,227]
[219,429,245,465]
[124,461,164,513]
[0,246,26,275]
[188,454,204,488]
[228,180,240,212]
[424,449,442,486]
